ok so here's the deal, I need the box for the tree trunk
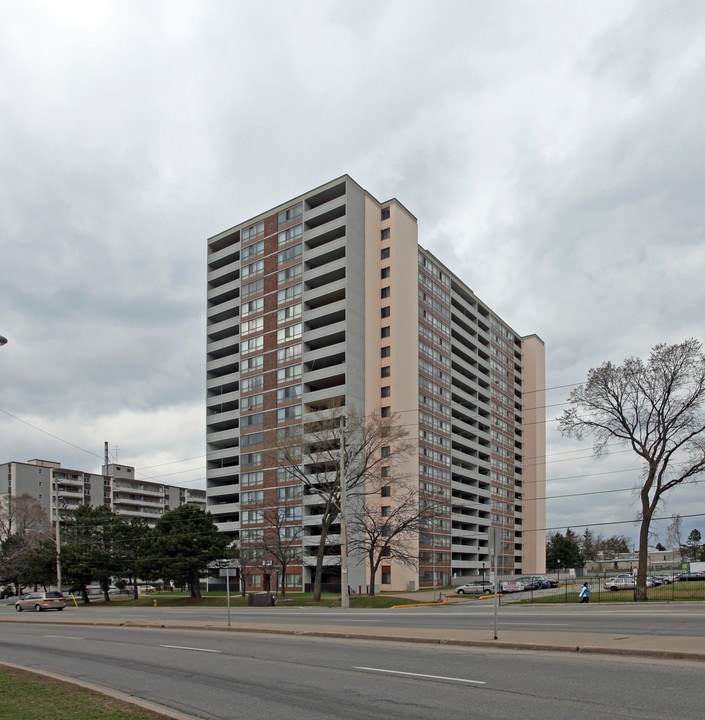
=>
[190,572,201,598]
[368,566,376,597]
[635,509,653,602]
[312,512,335,602]
[312,532,326,602]
[279,562,287,597]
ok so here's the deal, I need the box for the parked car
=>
[652,574,673,584]
[676,572,705,582]
[455,582,493,595]
[518,576,543,591]
[604,577,654,591]
[15,591,66,612]
[500,580,524,593]
[534,575,559,588]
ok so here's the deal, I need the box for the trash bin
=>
[248,592,275,606]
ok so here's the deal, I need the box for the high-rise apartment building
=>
[0,458,206,531]
[206,175,545,593]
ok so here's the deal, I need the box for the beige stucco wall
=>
[520,334,546,574]
[364,195,421,591]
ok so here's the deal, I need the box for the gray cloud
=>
[1,0,704,543]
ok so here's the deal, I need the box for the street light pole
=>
[339,415,349,608]
[53,477,62,593]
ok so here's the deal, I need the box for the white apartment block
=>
[206,175,546,593]
[0,458,206,531]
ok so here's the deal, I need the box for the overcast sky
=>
[2,1,704,549]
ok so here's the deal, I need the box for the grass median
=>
[65,590,423,609]
[0,665,172,720]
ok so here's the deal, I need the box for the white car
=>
[455,582,493,595]
[604,577,654,591]
[500,580,525,593]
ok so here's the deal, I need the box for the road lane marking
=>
[46,635,83,640]
[160,645,222,653]
[354,666,485,685]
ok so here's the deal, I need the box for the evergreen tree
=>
[546,530,585,570]
[146,505,228,598]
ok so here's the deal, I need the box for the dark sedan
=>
[676,572,705,582]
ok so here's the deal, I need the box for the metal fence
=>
[517,573,705,603]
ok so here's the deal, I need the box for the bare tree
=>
[0,495,53,594]
[666,513,684,563]
[258,504,303,597]
[347,475,428,596]
[271,407,414,602]
[0,494,51,543]
[236,542,263,597]
[559,339,705,601]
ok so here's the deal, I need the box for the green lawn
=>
[66,590,422,609]
[0,666,171,719]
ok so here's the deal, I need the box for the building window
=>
[242,240,264,261]
[241,413,263,428]
[241,259,264,279]
[278,303,302,324]
[381,566,391,584]
[381,228,391,240]
[381,207,390,220]
[241,393,264,411]
[277,485,302,501]
[277,284,302,304]
[278,344,302,362]
[381,306,390,318]
[241,297,264,317]
[242,452,263,467]
[278,264,302,284]
[277,385,302,402]
[241,317,264,336]
[381,406,391,417]
[278,405,302,423]
[381,366,390,378]
[381,446,391,457]
[277,364,302,382]
[381,386,391,398]
[381,326,390,338]
[277,466,298,483]
[282,506,302,521]
[381,266,390,279]
[241,336,264,355]
[278,205,303,226]
[278,243,302,264]
[242,279,264,298]
[278,224,303,246]
[381,346,391,358]
[242,221,264,242]
[381,287,390,299]
[277,323,302,343]
[381,484,391,497]
[241,471,264,487]
[381,506,391,517]
[240,432,262,448]
[241,490,264,505]
[381,247,390,260]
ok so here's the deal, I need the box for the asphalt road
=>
[5,599,702,638]
[3,622,704,720]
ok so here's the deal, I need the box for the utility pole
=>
[53,473,62,593]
